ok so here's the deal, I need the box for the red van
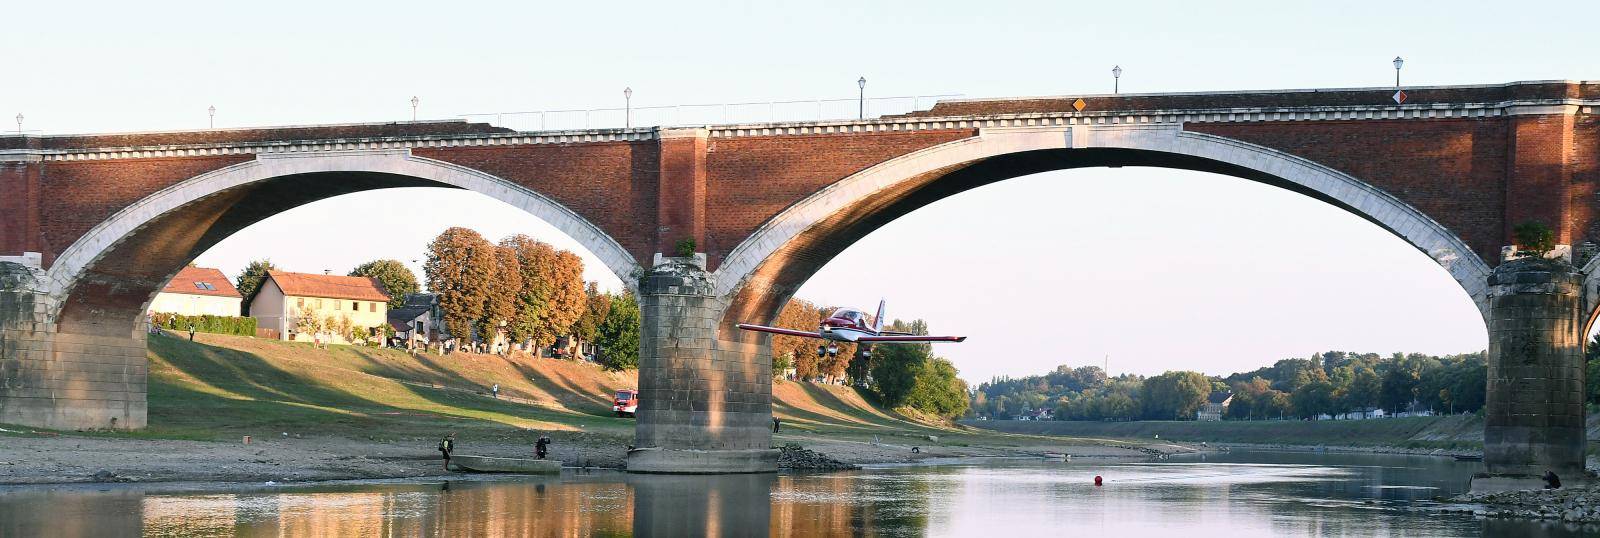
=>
[613,389,639,417]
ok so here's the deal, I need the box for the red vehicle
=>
[613,389,639,417]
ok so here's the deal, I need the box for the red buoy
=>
[1094,475,1103,486]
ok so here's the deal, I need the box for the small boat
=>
[1452,454,1483,461]
[451,455,561,474]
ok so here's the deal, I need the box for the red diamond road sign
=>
[1393,90,1407,104]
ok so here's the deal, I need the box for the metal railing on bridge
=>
[459,94,961,132]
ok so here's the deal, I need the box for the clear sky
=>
[7,1,1595,383]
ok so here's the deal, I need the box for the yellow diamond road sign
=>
[1072,98,1086,112]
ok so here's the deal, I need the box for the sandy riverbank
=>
[0,427,1203,485]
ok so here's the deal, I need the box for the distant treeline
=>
[970,350,1494,421]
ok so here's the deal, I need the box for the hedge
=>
[151,312,257,337]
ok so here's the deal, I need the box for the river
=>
[0,450,1589,536]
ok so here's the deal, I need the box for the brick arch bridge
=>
[2,80,1596,485]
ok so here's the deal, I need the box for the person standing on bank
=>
[438,433,456,471]
[492,384,499,399]
[188,324,196,341]
[535,434,551,460]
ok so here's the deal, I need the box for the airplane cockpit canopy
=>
[831,308,868,325]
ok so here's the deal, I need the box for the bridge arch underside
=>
[2,154,640,431]
[57,171,444,338]
[718,146,1489,336]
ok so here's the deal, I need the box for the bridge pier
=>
[1473,257,1588,492]
[0,262,146,431]
[626,256,778,473]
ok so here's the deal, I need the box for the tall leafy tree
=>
[903,358,970,418]
[348,259,419,309]
[502,235,587,347]
[572,282,613,343]
[483,245,523,347]
[424,227,496,343]
[595,292,640,370]
[234,259,277,315]
[1141,371,1211,420]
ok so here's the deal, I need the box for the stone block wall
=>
[1482,257,1586,478]
[633,260,771,452]
[0,262,145,430]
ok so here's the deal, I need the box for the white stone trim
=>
[713,124,1493,316]
[44,149,642,312]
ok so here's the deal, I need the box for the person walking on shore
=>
[492,384,499,399]
[188,324,196,341]
[438,433,456,471]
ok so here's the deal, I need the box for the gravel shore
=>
[0,428,1203,485]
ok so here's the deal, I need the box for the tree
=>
[234,259,277,315]
[903,358,970,418]
[870,339,929,407]
[771,298,824,379]
[572,282,613,343]
[1292,381,1336,419]
[482,245,523,349]
[502,235,588,347]
[595,292,640,370]
[1141,371,1211,420]
[424,227,496,343]
[349,259,420,309]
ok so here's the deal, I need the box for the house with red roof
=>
[249,270,390,344]
[149,266,243,317]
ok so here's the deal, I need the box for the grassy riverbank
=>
[2,333,1195,484]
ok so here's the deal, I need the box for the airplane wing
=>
[736,324,826,339]
[857,334,967,343]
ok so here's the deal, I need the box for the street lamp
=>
[857,76,867,119]
[410,96,419,121]
[624,87,633,128]
[13,113,20,135]
[1393,56,1404,87]
[1112,65,1123,94]
[208,105,216,129]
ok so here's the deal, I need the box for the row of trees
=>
[971,350,1489,422]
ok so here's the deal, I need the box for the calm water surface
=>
[0,450,1592,537]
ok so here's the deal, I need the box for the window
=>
[352,301,359,311]
[334,301,341,311]
[369,302,376,313]
[297,298,304,307]
[193,282,215,291]
[316,299,323,309]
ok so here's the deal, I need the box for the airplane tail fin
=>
[873,299,886,332]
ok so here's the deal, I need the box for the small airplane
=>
[736,300,966,358]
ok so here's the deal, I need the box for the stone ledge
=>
[625,447,779,474]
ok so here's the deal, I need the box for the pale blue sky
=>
[7,1,1595,382]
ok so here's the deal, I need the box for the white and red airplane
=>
[736,300,966,358]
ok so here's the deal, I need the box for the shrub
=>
[151,312,258,337]
[1513,221,1555,257]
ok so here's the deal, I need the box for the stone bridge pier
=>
[1475,257,1589,491]
[0,261,147,431]
[626,256,778,473]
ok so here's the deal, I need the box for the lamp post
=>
[208,105,216,129]
[410,96,419,121]
[857,76,867,119]
[624,87,633,128]
[1393,56,1404,87]
[13,113,21,135]
[1112,65,1123,94]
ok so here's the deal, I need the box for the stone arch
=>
[46,148,641,337]
[712,124,1493,330]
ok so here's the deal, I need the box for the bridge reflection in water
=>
[1,454,1594,537]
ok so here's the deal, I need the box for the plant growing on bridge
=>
[674,238,696,258]
[1513,221,1555,258]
